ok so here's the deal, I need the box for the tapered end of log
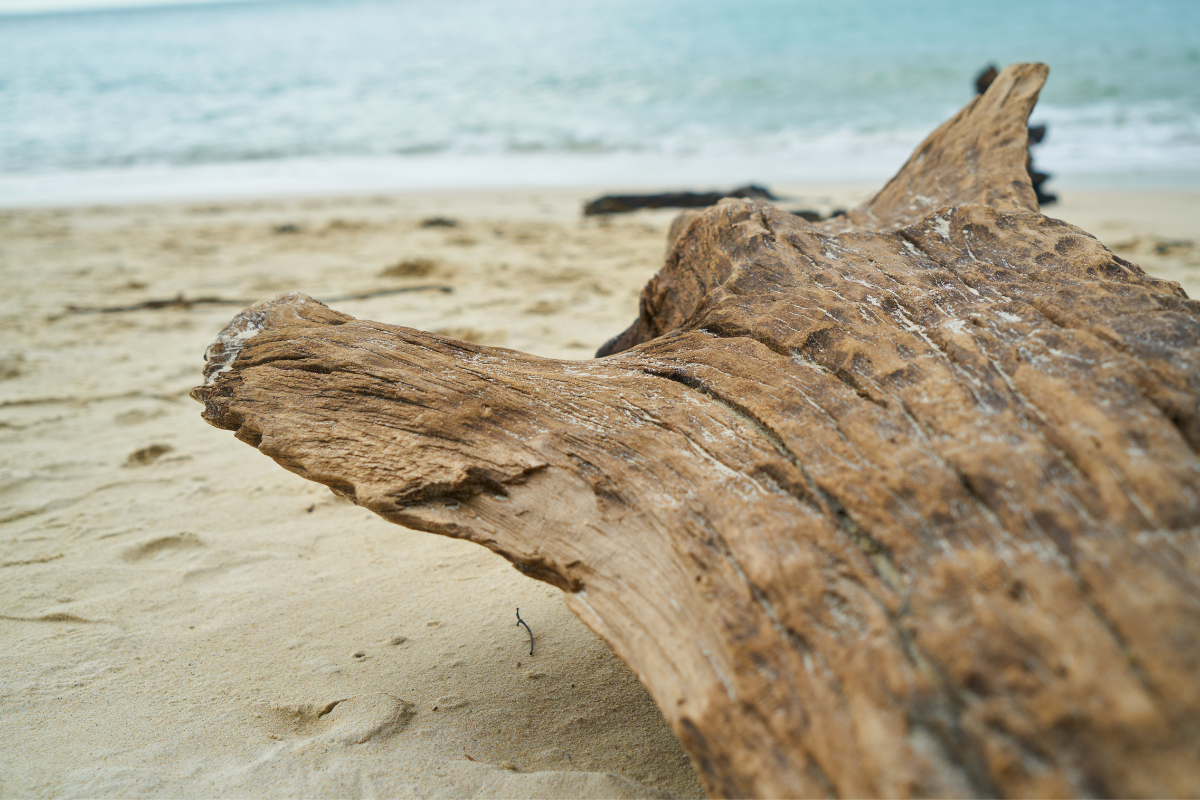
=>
[851,62,1050,229]
[194,64,1200,799]
[598,63,1052,359]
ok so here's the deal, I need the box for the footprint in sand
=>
[121,532,204,562]
[380,257,437,278]
[317,695,416,745]
[0,353,24,380]
[125,444,172,466]
[523,299,563,315]
[266,694,415,747]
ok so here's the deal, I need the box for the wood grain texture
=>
[193,64,1200,798]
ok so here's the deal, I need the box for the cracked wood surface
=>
[192,64,1200,798]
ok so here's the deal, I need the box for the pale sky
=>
[0,0,256,14]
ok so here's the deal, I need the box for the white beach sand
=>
[1,185,1197,798]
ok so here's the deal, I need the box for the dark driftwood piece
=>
[584,184,776,216]
[193,64,1200,798]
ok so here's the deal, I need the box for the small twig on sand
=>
[67,294,246,313]
[65,285,453,315]
[516,608,534,656]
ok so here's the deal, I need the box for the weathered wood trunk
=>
[192,64,1200,798]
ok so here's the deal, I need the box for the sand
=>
[1,184,1197,798]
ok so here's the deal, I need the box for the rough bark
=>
[192,64,1200,798]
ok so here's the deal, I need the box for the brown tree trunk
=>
[192,64,1200,798]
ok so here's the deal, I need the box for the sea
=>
[1,0,1198,205]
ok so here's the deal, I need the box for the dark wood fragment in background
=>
[583,184,776,216]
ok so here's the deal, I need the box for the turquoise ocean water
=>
[1,0,1198,203]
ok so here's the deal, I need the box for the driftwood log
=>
[193,64,1200,798]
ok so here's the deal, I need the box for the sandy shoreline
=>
[2,184,1197,798]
